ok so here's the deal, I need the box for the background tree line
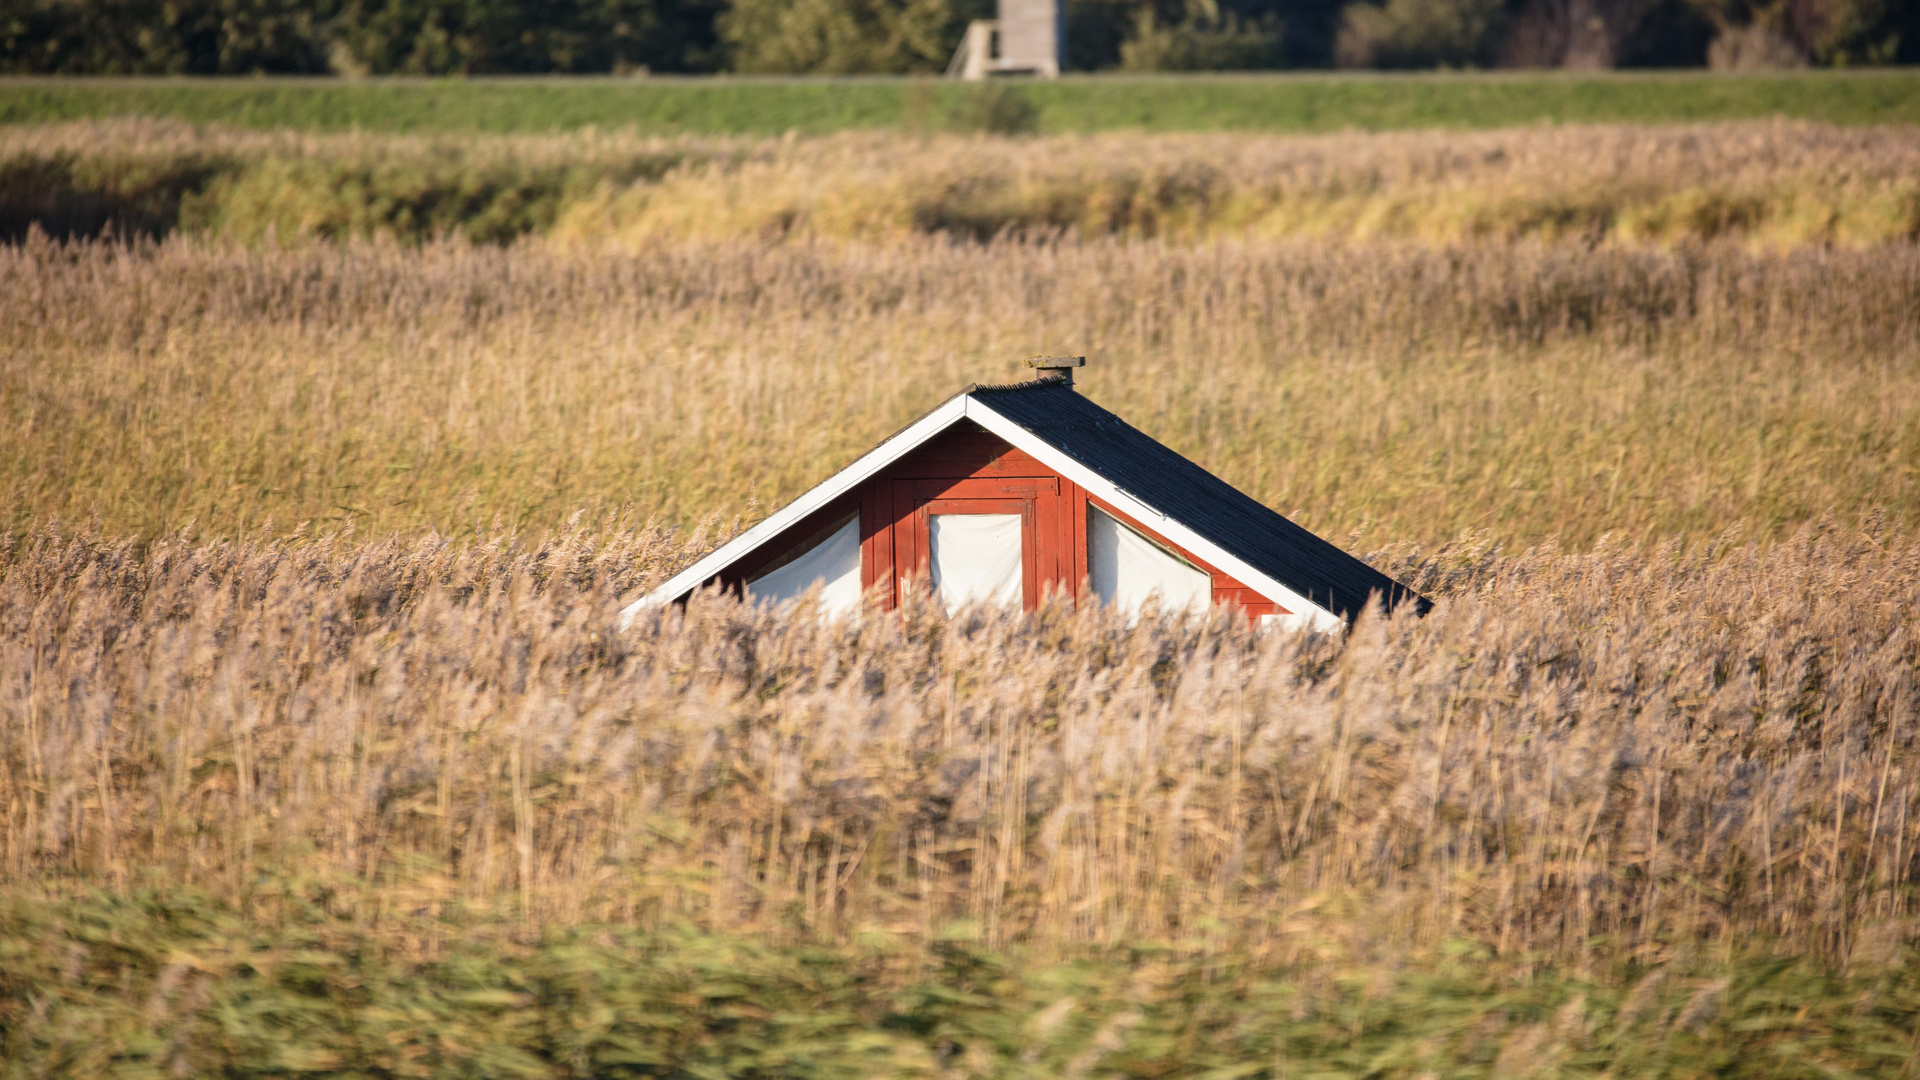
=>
[2,0,1913,75]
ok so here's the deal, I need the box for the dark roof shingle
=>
[970,381,1427,619]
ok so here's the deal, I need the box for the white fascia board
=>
[962,399,1345,632]
[619,394,971,625]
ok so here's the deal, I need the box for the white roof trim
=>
[620,390,1342,632]
[619,394,970,626]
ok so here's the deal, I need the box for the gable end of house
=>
[622,381,1425,628]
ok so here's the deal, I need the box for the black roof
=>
[969,380,1428,620]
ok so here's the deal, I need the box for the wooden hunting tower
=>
[948,0,1064,78]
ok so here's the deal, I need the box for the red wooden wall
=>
[714,420,1287,622]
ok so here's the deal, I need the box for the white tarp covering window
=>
[746,516,862,617]
[1088,505,1212,617]
[929,513,1023,614]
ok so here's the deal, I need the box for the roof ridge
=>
[964,380,1071,394]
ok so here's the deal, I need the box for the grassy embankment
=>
[4,69,1920,134]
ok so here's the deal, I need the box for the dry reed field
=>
[3,518,1918,1074]
[9,517,1920,958]
[5,118,1920,246]
[549,121,1920,248]
[5,117,1920,1077]
[4,235,1918,546]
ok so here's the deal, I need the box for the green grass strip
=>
[3,70,1920,135]
[7,884,1920,1080]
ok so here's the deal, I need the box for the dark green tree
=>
[1,0,334,73]
[718,0,984,73]
[329,0,722,73]
[1,0,724,74]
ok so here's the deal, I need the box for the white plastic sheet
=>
[745,516,862,617]
[929,513,1023,614]
[1087,505,1211,618]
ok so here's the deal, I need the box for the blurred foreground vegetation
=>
[8,886,1920,1079]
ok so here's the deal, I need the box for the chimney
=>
[1025,355,1085,387]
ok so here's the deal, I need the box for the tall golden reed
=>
[549,121,1920,247]
[3,234,1916,546]
[2,517,1915,967]
[6,119,1919,246]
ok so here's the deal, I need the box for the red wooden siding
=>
[720,420,1288,623]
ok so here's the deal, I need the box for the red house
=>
[623,358,1424,630]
